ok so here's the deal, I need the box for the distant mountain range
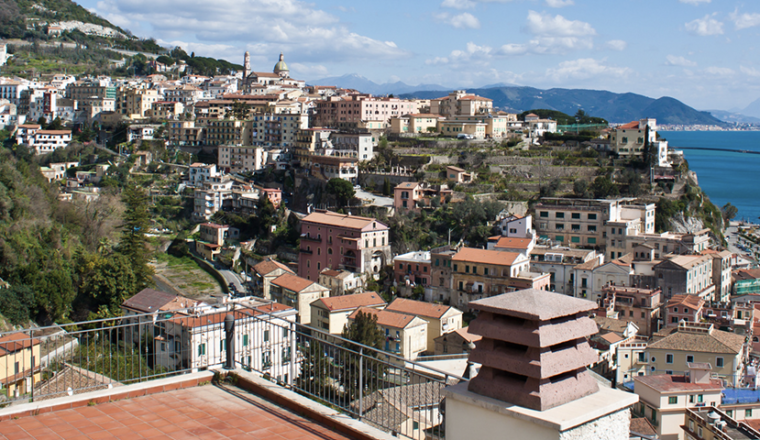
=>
[309,75,733,126]
[310,74,447,97]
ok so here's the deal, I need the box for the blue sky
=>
[80,0,760,111]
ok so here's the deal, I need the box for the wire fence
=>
[0,303,461,440]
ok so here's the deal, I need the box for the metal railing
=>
[0,304,462,440]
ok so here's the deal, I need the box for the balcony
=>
[299,248,313,254]
[300,234,322,243]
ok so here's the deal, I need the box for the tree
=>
[591,175,619,199]
[231,100,250,121]
[573,179,592,198]
[722,203,738,222]
[539,178,562,198]
[382,178,392,196]
[341,310,386,401]
[296,340,333,399]
[326,178,355,208]
[0,285,35,325]
[118,185,153,292]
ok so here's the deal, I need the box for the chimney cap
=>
[470,288,597,321]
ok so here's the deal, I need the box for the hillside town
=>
[2,47,760,440]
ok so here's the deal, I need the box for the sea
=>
[661,131,760,223]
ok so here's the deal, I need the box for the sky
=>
[77,0,760,111]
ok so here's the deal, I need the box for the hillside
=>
[0,0,129,39]
[400,86,725,126]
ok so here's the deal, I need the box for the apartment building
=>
[534,197,655,256]
[218,145,267,173]
[664,294,705,326]
[118,88,159,118]
[701,249,733,303]
[390,113,443,135]
[206,119,249,146]
[148,101,184,120]
[330,132,375,161]
[654,254,715,301]
[610,118,657,158]
[187,163,220,186]
[0,79,29,106]
[293,128,334,167]
[309,153,358,183]
[167,120,205,146]
[269,273,329,325]
[0,333,41,398]
[429,245,456,304]
[15,124,72,154]
[647,322,746,379]
[634,365,722,440]
[66,82,116,101]
[530,246,602,295]
[430,90,493,117]
[309,292,386,335]
[393,182,452,211]
[297,210,391,282]
[450,247,549,309]
[163,85,204,105]
[317,269,363,296]
[393,251,432,288]
[348,307,428,361]
[251,113,309,148]
[601,285,663,337]
[313,95,418,128]
[192,178,234,220]
[626,229,712,257]
[384,298,462,354]
[250,258,294,299]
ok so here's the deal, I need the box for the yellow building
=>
[118,88,159,119]
[0,333,42,398]
[309,292,386,335]
[348,307,428,361]
[646,322,746,380]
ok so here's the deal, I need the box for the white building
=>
[188,163,221,187]
[218,146,267,173]
[15,124,72,155]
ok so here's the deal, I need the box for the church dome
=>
[273,53,289,75]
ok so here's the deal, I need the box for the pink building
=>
[393,182,452,211]
[298,210,392,282]
[260,188,282,208]
[314,95,418,128]
[664,294,704,326]
[393,251,432,287]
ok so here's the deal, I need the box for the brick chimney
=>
[466,288,600,411]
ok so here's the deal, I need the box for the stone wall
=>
[358,172,415,189]
[559,408,631,440]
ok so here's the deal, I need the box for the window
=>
[673,307,678,313]
[689,395,695,403]
[668,396,677,404]
[556,212,565,219]
[588,213,597,220]
[716,357,724,368]
[262,351,271,369]
[666,354,674,364]
[484,268,489,276]
[453,264,458,271]
[727,410,733,417]
[698,394,703,403]
[666,370,673,375]
[198,343,206,356]
[264,330,270,342]
[243,334,249,347]
[588,225,597,232]
[588,238,597,244]
[220,340,225,351]
[540,211,548,218]
[571,237,580,243]
[465,265,470,273]
[686,355,694,363]
[638,352,646,362]
[555,236,564,242]
[556,223,564,230]
[571,213,580,219]
[747,409,753,418]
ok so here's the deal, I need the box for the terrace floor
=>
[0,385,352,440]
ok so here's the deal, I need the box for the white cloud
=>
[545,58,630,82]
[436,12,481,29]
[740,66,760,77]
[441,0,476,9]
[525,10,595,37]
[684,14,724,36]
[705,66,735,76]
[545,0,574,7]
[680,0,711,4]
[425,42,493,66]
[92,0,409,63]
[666,55,697,67]
[289,63,328,77]
[605,40,627,51]
[730,11,760,30]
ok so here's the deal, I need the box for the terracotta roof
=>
[599,332,624,344]
[18,124,41,129]
[254,302,293,314]
[315,292,386,312]
[253,259,294,276]
[629,418,657,437]
[617,121,640,130]
[271,273,317,293]
[386,298,455,320]
[172,309,257,328]
[0,333,41,355]
[611,253,634,267]
[394,182,419,190]
[446,166,465,173]
[634,374,722,393]
[320,269,341,277]
[493,237,532,250]
[666,254,710,270]
[574,258,602,271]
[734,268,760,281]
[301,210,387,231]
[593,316,629,334]
[452,247,522,267]
[452,326,482,343]
[200,222,227,229]
[648,328,745,354]
[667,294,705,311]
[349,307,423,329]
[36,130,71,135]
[122,289,179,313]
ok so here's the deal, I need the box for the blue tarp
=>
[722,388,760,405]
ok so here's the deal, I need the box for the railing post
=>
[224,314,235,370]
[358,347,363,420]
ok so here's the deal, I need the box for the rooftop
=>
[634,374,722,393]
[350,307,424,329]
[385,297,457,319]
[648,325,745,354]
[301,210,387,231]
[272,273,319,293]
[452,247,523,266]
[315,292,386,312]
[667,294,705,310]
[469,289,598,321]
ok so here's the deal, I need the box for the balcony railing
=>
[0,305,460,440]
